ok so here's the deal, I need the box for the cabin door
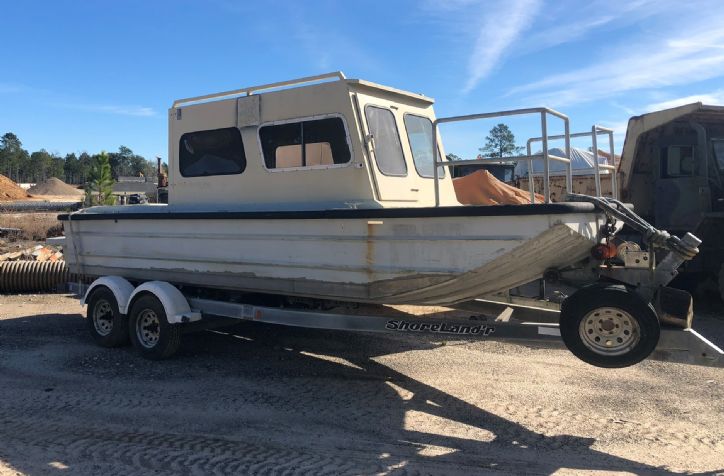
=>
[362,103,418,202]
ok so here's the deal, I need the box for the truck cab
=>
[620,103,724,289]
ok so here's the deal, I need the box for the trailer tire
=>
[128,294,182,360]
[86,287,129,347]
[560,284,659,368]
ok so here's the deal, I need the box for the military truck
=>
[619,103,724,300]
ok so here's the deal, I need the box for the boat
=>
[57,72,714,367]
[58,73,658,305]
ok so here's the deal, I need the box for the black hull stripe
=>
[57,203,597,221]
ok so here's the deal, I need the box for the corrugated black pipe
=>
[0,261,70,293]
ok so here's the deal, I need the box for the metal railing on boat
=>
[432,108,573,205]
[526,125,618,199]
[172,71,347,107]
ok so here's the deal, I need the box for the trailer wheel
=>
[86,287,129,347]
[560,285,659,368]
[128,294,182,360]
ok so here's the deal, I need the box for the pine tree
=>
[87,152,115,205]
[479,124,523,158]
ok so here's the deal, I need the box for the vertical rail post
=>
[608,130,617,199]
[592,126,602,197]
[541,112,550,203]
[564,118,572,197]
[433,121,440,207]
[526,142,535,203]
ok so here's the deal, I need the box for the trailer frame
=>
[75,278,724,368]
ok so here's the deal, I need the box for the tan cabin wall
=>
[168,81,374,208]
[167,79,460,209]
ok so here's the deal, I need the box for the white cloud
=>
[463,0,542,93]
[610,101,636,115]
[521,14,615,51]
[0,82,156,117]
[421,0,678,95]
[517,0,672,53]
[506,10,724,107]
[667,39,724,50]
[645,91,724,111]
[57,103,156,117]
[92,105,156,117]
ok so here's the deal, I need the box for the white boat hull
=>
[61,205,608,305]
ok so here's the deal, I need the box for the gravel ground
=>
[0,293,722,475]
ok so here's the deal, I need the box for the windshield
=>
[713,140,724,172]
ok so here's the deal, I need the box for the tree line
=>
[2,124,520,186]
[0,132,159,184]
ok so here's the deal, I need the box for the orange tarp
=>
[453,170,543,205]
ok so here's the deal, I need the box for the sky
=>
[2,0,724,161]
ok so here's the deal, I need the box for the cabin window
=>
[403,114,445,178]
[259,117,351,169]
[179,127,246,177]
[661,145,694,178]
[365,106,407,176]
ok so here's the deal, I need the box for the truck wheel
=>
[128,294,182,360]
[560,284,660,368]
[86,287,129,347]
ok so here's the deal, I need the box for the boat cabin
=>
[168,72,458,209]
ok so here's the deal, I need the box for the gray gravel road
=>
[0,294,722,475]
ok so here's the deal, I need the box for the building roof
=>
[515,147,616,177]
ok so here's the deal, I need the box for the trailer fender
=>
[82,276,135,314]
[128,281,202,324]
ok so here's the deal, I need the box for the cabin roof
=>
[172,71,434,109]
[345,79,434,105]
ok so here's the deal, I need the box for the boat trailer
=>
[186,296,724,368]
[73,277,723,368]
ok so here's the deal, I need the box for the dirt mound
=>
[453,170,544,205]
[0,174,30,201]
[28,177,83,196]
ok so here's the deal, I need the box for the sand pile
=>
[0,175,30,201]
[453,170,544,205]
[28,177,83,196]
